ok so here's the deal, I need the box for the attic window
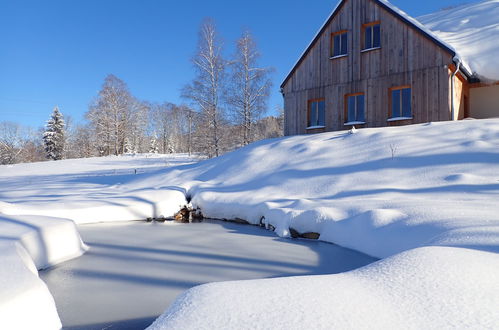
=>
[330,30,348,58]
[363,21,381,50]
[308,99,325,128]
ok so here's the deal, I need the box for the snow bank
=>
[148,246,499,330]
[0,154,198,223]
[0,214,86,330]
[418,0,499,81]
[176,119,499,259]
[0,241,61,330]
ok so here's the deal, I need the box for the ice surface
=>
[41,221,375,329]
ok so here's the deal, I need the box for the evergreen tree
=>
[43,106,66,160]
[149,135,159,154]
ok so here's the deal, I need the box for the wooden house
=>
[281,0,499,135]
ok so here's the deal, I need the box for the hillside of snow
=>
[418,0,499,81]
[1,120,499,329]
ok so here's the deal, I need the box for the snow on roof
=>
[418,0,499,81]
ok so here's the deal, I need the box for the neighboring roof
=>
[418,0,499,82]
[281,0,479,89]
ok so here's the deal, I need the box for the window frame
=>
[362,21,381,52]
[388,85,413,121]
[307,98,326,129]
[344,93,366,125]
[330,30,348,59]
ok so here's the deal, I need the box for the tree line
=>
[0,19,283,165]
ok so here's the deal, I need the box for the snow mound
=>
[0,154,199,223]
[0,241,61,330]
[418,0,499,81]
[173,119,499,258]
[0,214,86,330]
[148,246,499,330]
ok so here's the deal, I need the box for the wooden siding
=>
[283,0,456,135]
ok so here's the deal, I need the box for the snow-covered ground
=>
[1,120,499,329]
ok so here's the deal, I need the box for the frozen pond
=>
[41,220,377,330]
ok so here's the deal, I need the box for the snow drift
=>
[0,214,86,330]
[148,246,499,330]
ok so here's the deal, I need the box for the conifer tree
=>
[43,106,66,160]
[149,135,159,154]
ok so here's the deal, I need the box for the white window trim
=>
[306,125,326,130]
[361,46,381,53]
[344,121,366,126]
[387,117,413,122]
[330,54,348,60]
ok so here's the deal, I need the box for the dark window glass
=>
[333,35,340,57]
[308,100,325,127]
[357,95,365,122]
[318,101,326,126]
[365,26,372,49]
[309,103,317,127]
[392,89,401,118]
[402,88,412,117]
[341,33,348,55]
[332,32,348,57]
[348,96,356,122]
[373,24,381,48]
[347,95,365,123]
[390,87,412,119]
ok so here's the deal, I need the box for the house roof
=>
[418,0,499,82]
[280,0,480,89]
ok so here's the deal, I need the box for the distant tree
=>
[43,106,66,160]
[149,134,159,153]
[182,19,226,158]
[86,74,133,156]
[228,30,273,146]
[0,122,26,164]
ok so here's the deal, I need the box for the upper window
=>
[363,22,381,50]
[331,30,348,58]
[308,99,325,128]
[345,93,365,124]
[390,86,412,120]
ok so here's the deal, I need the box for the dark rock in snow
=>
[289,227,300,238]
[301,232,320,240]
[231,218,250,225]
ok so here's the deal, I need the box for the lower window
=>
[345,93,365,124]
[390,86,412,119]
[308,99,325,128]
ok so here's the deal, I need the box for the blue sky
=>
[0,0,477,128]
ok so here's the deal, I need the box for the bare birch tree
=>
[182,19,226,158]
[228,30,273,146]
[86,74,132,156]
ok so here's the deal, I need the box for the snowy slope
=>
[418,0,499,81]
[2,121,499,329]
[148,246,499,330]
